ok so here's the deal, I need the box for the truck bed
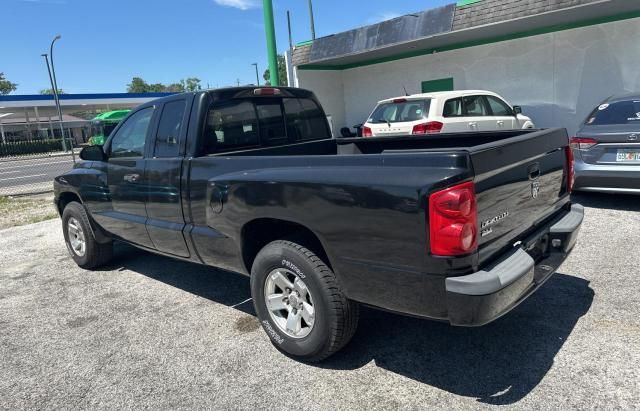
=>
[188,128,571,318]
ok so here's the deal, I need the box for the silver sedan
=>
[572,93,640,194]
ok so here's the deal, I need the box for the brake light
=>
[362,126,373,137]
[429,181,477,256]
[392,98,407,104]
[253,88,281,96]
[565,145,575,193]
[412,121,443,135]
[569,137,597,150]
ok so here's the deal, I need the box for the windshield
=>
[368,99,431,124]
[585,100,640,125]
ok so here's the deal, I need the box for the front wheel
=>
[251,240,359,362]
[62,202,113,269]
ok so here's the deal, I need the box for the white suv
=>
[362,90,535,137]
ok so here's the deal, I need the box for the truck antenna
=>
[403,85,409,96]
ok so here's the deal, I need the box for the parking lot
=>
[0,192,638,409]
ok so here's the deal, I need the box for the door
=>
[441,97,468,132]
[485,95,517,130]
[105,106,155,248]
[461,95,494,131]
[144,98,190,257]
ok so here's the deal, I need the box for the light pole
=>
[47,35,75,161]
[262,0,279,86]
[252,63,260,86]
[42,54,65,150]
[308,0,316,40]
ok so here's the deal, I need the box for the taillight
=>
[429,181,478,256]
[569,137,597,150]
[362,126,373,137]
[565,145,574,193]
[412,121,443,135]
[253,88,281,96]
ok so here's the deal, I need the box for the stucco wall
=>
[298,17,640,136]
[295,69,346,136]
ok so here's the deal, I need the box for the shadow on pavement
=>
[572,192,640,211]
[104,243,593,405]
[102,243,256,316]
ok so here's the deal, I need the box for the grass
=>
[0,195,58,230]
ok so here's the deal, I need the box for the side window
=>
[155,99,186,158]
[204,100,259,154]
[284,98,331,142]
[463,95,490,117]
[485,95,513,116]
[443,98,463,117]
[256,102,287,145]
[110,107,153,158]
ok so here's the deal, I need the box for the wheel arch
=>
[56,191,82,216]
[241,218,333,275]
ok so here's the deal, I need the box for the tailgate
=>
[470,128,571,264]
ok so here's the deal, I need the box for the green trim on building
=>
[422,78,454,93]
[457,0,483,6]
[298,10,640,71]
[295,40,314,47]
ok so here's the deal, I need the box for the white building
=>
[289,0,640,136]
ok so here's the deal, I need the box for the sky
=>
[1,0,452,94]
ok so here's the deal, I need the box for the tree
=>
[262,54,288,86]
[127,77,150,93]
[0,72,17,95]
[39,88,66,95]
[183,77,202,92]
[127,76,202,93]
[165,82,186,93]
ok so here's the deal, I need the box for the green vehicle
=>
[88,110,131,145]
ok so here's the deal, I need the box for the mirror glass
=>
[79,145,106,161]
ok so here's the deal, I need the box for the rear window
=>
[204,97,329,154]
[205,100,260,153]
[284,98,331,141]
[586,100,640,125]
[368,100,430,124]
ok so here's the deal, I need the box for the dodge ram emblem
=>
[629,134,638,142]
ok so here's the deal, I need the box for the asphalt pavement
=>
[0,154,75,195]
[0,192,638,409]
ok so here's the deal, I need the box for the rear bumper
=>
[574,160,640,194]
[445,203,583,326]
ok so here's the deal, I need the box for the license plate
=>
[616,150,640,162]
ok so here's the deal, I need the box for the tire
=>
[61,201,113,269]
[251,240,359,362]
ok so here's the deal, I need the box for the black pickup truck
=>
[54,87,583,361]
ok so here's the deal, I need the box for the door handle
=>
[497,120,504,126]
[166,136,177,145]
[123,174,140,183]
[469,122,478,129]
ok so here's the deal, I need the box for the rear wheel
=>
[251,240,359,362]
[62,202,113,269]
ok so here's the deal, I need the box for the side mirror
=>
[513,106,523,115]
[80,145,107,162]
